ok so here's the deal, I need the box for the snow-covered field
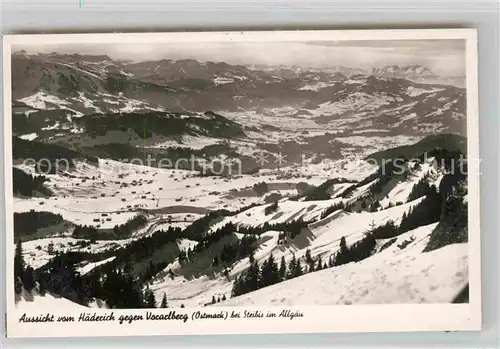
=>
[15,154,377,269]
[148,196,437,307]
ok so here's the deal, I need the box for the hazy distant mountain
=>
[371,64,436,79]
[11,52,466,140]
[371,64,465,88]
[246,64,366,79]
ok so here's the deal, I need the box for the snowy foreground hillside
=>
[13,134,469,309]
[15,289,108,310]
[218,224,468,306]
[148,201,468,307]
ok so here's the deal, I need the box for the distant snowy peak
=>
[247,64,365,78]
[19,91,71,111]
[371,65,437,79]
[123,58,268,85]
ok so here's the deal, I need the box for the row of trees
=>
[13,136,98,170]
[14,237,178,309]
[399,185,443,234]
[333,235,376,267]
[264,201,279,215]
[80,110,245,141]
[13,167,52,197]
[237,219,308,240]
[14,210,64,238]
[253,182,269,196]
[230,249,328,299]
[72,225,100,241]
[215,235,258,267]
[14,240,36,294]
[231,253,284,297]
[228,166,468,300]
[230,230,379,299]
[179,218,309,267]
[423,182,468,252]
[72,214,148,241]
[407,176,435,202]
[112,214,148,238]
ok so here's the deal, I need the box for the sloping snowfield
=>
[16,293,88,310]
[217,224,468,306]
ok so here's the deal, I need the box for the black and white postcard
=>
[3,29,481,337]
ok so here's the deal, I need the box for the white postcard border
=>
[3,28,481,338]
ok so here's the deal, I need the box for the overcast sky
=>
[16,39,466,76]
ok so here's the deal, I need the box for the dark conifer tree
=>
[286,254,297,280]
[260,253,280,288]
[231,275,240,298]
[222,294,226,301]
[335,236,352,266]
[123,260,133,275]
[23,266,35,292]
[327,255,333,268]
[160,292,168,308]
[245,261,260,293]
[38,277,47,296]
[316,255,323,271]
[279,256,286,280]
[145,288,156,308]
[293,258,303,278]
[15,276,23,295]
[305,249,314,271]
[14,239,25,285]
[258,258,268,287]
[212,295,216,304]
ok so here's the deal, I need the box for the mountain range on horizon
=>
[11,50,466,144]
[13,50,464,83]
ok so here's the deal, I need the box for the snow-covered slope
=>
[16,293,88,310]
[149,197,425,307]
[145,150,463,308]
[77,256,116,275]
[217,224,468,306]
